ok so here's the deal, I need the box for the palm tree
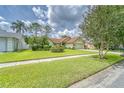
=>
[29,22,42,36]
[11,20,27,35]
[43,24,52,36]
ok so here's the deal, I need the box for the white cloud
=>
[0,16,5,21]
[47,6,88,37]
[58,28,82,37]
[37,19,46,25]
[21,20,31,27]
[31,6,88,37]
[32,7,48,20]
[0,16,11,32]
[48,6,87,30]
[0,21,11,31]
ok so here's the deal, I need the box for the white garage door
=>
[0,38,6,52]
[7,38,14,51]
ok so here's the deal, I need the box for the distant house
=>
[0,30,28,52]
[49,37,71,46]
[65,37,85,49]
[84,41,95,49]
[49,37,93,49]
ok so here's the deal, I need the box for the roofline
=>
[0,31,23,40]
[49,37,80,44]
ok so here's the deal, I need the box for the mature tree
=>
[11,20,27,34]
[43,24,52,36]
[29,22,42,36]
[80,6,123,59]
[113,7,124,48]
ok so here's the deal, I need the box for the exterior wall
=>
[84,43,95,49]
[17,37,28,50]
[48,40,62,46]
[74,39,84,49]
[14,38,18,50]
[66,44,74,48]
[75,44,84,49]
[48,40,54,46]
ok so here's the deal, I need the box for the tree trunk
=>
[103,43,109,58]
[99,41,109,59]
[99,41,104,59]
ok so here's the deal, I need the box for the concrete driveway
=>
[69,60,124,88]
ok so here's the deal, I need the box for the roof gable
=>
[49,37,79,44]
[66,37,78,44]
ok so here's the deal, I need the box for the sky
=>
[0,5,88,37]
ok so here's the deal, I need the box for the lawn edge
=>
[67,58,124,88]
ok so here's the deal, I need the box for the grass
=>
[0,54,123,88]
[0,49,95,63]
[111,49,124,53]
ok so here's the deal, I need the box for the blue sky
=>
[0,5,88,37]
[0,5,47,22]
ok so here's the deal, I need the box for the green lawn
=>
[0,54,123,88]
[0,49,95,63]
[111,49,124,53]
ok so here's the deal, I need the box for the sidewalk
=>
[69,60,124,88]
[0,54,96,68]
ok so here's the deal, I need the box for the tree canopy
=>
[80,6,124,59]
[11,20,27,34]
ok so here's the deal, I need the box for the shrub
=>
[51,45,64,52]
[31,45,38,51]
[28,36,50,51]
[43,45,51,51]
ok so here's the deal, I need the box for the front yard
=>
[0,54,123,88]
[0,49,95,63]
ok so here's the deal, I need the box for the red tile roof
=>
[49,38,63,43]
[66,37,78,44]
[49,37,79,44]
[62,37,71,43]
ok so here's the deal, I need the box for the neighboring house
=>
[49,37,85,49]
[65,37,85,49]
[49,37,71,46]
[0,30,28,52]
[84,41,95,49]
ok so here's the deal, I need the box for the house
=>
[49,37,71,45]
[49,36,95,49]
[84,41,95,49]
[65,37,85,49]
[49,37,85,49]
[0,30,28,52]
